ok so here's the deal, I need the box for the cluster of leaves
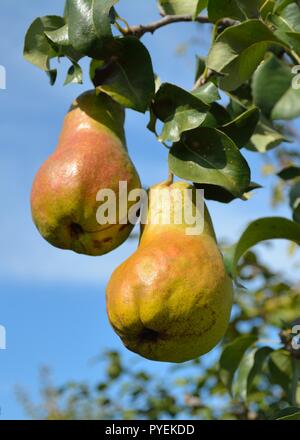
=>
[24,1,300,212]
[152,0,300,206]
[17,251,300,420]
[24,0,155,112]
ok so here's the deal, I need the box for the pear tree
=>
[22,0,300,420]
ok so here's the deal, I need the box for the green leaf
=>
[45,24,83,63]
[169,127,251,197]
[158,0,207,16]
[45,23,69,46]
[194,56,206,81]
[23,15,65,82]
[152,83,209,142]
[220,107,260,148]
[195,181,261,203]
[278,166,300,180]
[268,349,292,392]
[236,0,262,18]
[208,0,245,21]
[147,107,158,135]
[277,412,300,420]
[272,0,295,15]
[247,347,273,393]
[208,0,260,22]
[94,37,155,113]
[270,2,300,55]
[268,1,300,55]
[24,15,84,86]
[233,347,258,400]
[219,335,257,392]
[202,103,231,128]
[192,82,221,104]
[227,93,288,152]
[284,31,300,56]
[233,345,273,401]
[89,59,106,83]
[195,0,208,16]
[233,346,273,401]
[289,182,300,223]
[246,119,288,152]
[275,408,300,420]
[260,0,276,20]
[46,70,58,86]
[67,0,118,58]
[252,53,300,120]
[227,88,253,115]
[64,61,83,85]
[224,217,300,278]
[207,20,284,91]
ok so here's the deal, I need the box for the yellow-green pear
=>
[106,180,233,363]
[31,90,141,256]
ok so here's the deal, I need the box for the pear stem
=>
[114,21,127,34]
[164,172,174,186]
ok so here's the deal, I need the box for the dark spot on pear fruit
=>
[119,224,128,232]
[70,223,84,239]
[93,237,113,249]
[139,328,160,343]
[102,237,113,243]
[93,240,103,249]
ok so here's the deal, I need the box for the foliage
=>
[22,0,300,420]
[23,0,300,211]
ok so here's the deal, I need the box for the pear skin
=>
[106,181,233,363]
[31,90,141,256]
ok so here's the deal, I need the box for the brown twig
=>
[123,14,213,39]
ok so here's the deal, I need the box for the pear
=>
[106,180,233,363]
[31,90,141,256]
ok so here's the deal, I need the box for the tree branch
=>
[123,14,212,38]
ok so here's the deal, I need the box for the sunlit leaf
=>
[67,0,118,58]
[224,217,300,278]
[192,82,220,104]
[220,335,257,392]
[169,127,250,196]
[207,20,284,91]
[23,15,65,83]
[269,2,300,56]
[152,83,209,142]
[252,53,300,120]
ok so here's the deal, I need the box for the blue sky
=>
[1,0,300,420]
